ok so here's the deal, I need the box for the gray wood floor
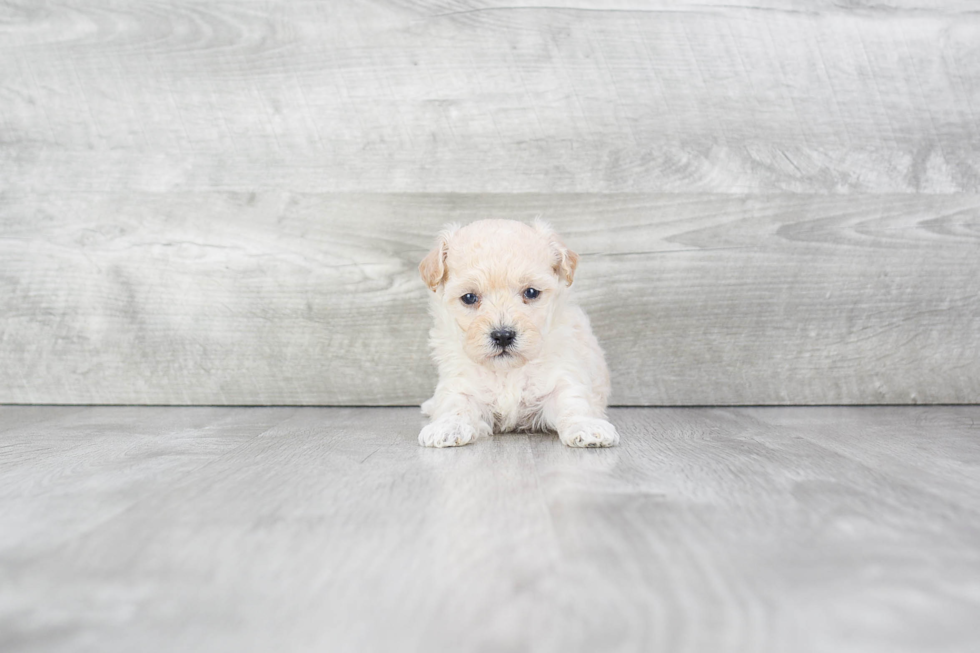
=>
[1,406,979,653]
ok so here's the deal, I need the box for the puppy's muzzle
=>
[489,328,517,349]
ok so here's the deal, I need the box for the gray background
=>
[2,0,978,405]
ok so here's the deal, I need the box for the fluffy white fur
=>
[418,219,619,448]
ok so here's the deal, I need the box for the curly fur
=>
[418,219,619,448]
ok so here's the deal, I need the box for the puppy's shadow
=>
[413,428,620,475]
[521,431,622,474]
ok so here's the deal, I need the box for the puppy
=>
[417,219,619,448]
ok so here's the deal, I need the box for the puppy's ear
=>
[553,236,579,286]
[419,224,457,291]
[533,218,579,286]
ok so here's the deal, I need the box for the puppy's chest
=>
[487,372,545,432]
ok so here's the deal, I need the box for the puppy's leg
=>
[549,386,619,448]
[419,390,492,448]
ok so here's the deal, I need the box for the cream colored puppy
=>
[418,219,619,448]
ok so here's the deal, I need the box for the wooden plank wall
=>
[1,0,978,405]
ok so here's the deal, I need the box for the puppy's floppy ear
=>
[533,218,579,286]
[419,223,458,291]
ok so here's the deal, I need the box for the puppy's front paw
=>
[559,418,620,448]
[419,416,479,448]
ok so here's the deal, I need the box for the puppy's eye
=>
[523,288,540,301]
[460,293,479,305]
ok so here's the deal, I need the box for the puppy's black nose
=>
[490,329,516,348]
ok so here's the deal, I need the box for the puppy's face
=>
[420,219,578,368]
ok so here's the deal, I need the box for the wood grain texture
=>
[1,0,978,193]
[3,192,978,405]
[0,406,296,557]
[2,1,980,405]
[1,405,979,652]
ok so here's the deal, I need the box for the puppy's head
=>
[419,219,578,368]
